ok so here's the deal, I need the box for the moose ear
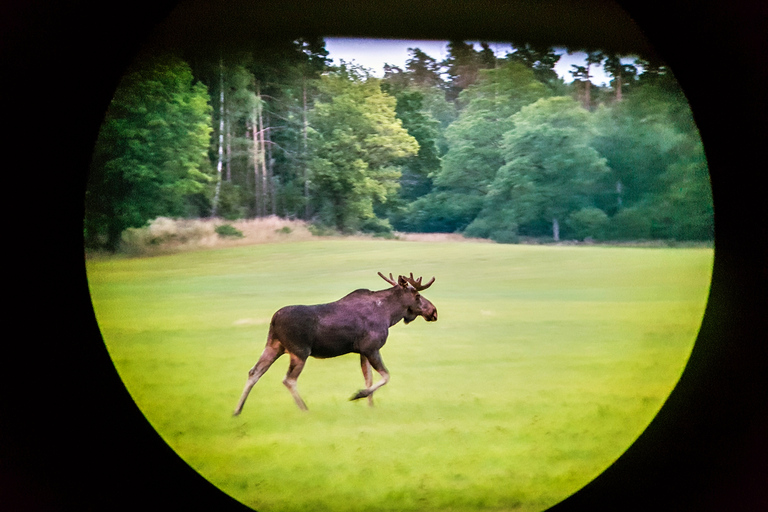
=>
[397,275,409,288]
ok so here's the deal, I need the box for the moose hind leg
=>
[283,352,309,411]
[360,354,374,407]
[233,341,284,416]
[351,351,389,402]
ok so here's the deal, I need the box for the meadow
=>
[86,239,713,512]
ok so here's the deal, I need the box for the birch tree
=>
[211,57,225,216]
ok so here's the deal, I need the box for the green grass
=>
[86,240,713,512]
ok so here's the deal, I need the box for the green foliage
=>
[359,217,396,238]
[214,181,248,220]
[591,95,684,213]
[85,41,713,248]
[609,207,653,240]
[463,215,519,243]
[391,89,441,199]
[400,191,484,233]
[414,62,549,234]
[505,43,562,86]
[567,207,609,240]
[651,137,713,240]
[86,53,213,250]
[307,222,339,237]
[308,69,418,231]
[474,96,610,240]
[214,224,244,238]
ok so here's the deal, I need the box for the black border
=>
[2,1,766,510]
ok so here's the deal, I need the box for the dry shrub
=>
[395,232,494,243]
[119,216,316,255]
[116,217,495,257]
[216,216,315,247]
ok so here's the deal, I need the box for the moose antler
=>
[378,272,435,290]
[378,272,398,287]
[403,273,435,291]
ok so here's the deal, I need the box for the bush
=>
[397,192,482,233]
[464,216,519,244]
[215,182,248,220]
[360,217,395,238]
[307,223,339,237]
[567,207,609,240]
[609,207,652,240]
[120,217,216,254]
[215,224,244,238]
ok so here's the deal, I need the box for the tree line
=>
[84,39,713,250]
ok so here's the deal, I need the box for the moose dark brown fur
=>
[233,272,437,413]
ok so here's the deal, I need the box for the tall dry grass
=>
[112,216,500,257]
[118,216,315,256]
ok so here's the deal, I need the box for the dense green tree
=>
[442,40,493,102]
[402,61,548,232]
[590,78,709,240]
[466,96,610,242]
[381,53,455,192]
[652,136,713,240]
[84,40,713,248]
[602,53,638,101]
[389,89,441,200]
[85,53,212,249]
[478,42,497,69]
[591,100,683,215]
[405,48,443,88]
[569,51,604,110]
[307,67,418,231]
[506,43,562,86]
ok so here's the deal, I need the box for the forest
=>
[84,38,713,250]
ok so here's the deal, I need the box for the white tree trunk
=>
[302,79,310,219]
[225,110,232,182]
[257,90,268,216]
[552,217,560,242]
[265,110,275,215]
[211,57,225,217]
[251,114,261,216]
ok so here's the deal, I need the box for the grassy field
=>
[86,239,713,512]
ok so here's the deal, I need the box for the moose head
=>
[378,272,438,324]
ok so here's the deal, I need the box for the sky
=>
[324,37,632,86]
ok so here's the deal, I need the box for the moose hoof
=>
[350,389,371,401]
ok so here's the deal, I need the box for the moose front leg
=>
[351,350,389,402]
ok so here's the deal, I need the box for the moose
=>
[233,272,437,413]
